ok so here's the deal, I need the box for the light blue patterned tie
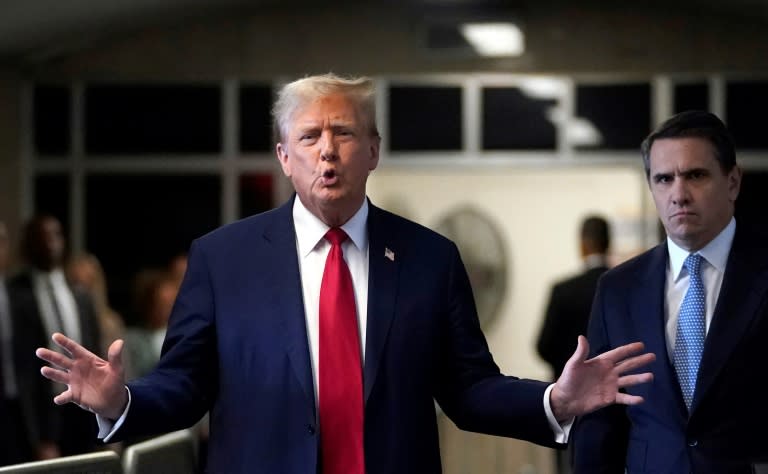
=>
[673,253,706,410]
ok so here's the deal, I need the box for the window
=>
[575,83,651,150]
[482,87,557,150]
[388,85,462,151]
[85,84,221,155]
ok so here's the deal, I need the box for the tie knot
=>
[684,253,703,277]
[325,227,349,247]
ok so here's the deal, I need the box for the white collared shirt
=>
[292,197,369,406]
[664,218,735,357]
[32,268,82,344]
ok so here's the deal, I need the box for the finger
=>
[40,366,71,385]
[53,390,74,406]
[615,393,646,406]
[614,352,656,373]
[107,339,124,371]
[599,341,646,364]
[617,372,654,388]
[51,332,95,359]
[35,348,73,371]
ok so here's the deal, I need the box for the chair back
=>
[0,451,122,474]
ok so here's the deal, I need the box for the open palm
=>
[36,332,129,420]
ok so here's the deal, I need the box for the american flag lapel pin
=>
[384,247,395,261]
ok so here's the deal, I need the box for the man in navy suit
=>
[37,73,654,474]
[573,110,768,473]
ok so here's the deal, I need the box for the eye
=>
[689,170,706,180]
[654,175,672,184]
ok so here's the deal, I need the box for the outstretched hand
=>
[550,336,655,422]
[36,333,129,420]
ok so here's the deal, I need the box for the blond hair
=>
[272,73,379,143]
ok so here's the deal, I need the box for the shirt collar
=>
[292,196,369,258]
[584,253,609,270]
[667,217,735,281]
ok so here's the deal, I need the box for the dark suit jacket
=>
[0,280,41,464]
[537,264,609,379]
[8,271,101,456]
[113,197,558,473]
[573,227,768,474]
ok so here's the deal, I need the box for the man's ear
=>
[276,142,291,177]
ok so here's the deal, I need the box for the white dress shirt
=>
[293,197,369,407]
[664,218,735,358]
[32,268,82,344]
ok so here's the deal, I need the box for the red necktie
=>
[319,228,364,474]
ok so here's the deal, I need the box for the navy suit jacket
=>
[573,227,768,474]
[114,197,557,473]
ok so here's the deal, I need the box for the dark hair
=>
[581,215,610,253]
[640,110,736,180]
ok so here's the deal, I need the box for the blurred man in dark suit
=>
[538,215,612,381]
[10,214,101,458]
[537,215,611,473]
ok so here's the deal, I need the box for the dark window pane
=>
[85,84,221,155]
[575,83,651,150]
[239,85,273,152]
[674,83,709,114]
[86,174,221,322]
[389,86,462,151]
[33,85,70,156]
[239,173,274,218]
[482,87,556,150]
[34,174,70,232]
[727,80,768,149]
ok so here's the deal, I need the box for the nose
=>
[319,130,338,162]
[670,177,690,206]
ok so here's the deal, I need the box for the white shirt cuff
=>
[96,386,131,442]
[544,383,573,444]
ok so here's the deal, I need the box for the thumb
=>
[570,335,590,365]
[107,339,125,370]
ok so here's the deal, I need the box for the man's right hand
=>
[36,333,128,420]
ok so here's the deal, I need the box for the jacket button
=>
[307,424,316,435]
[688,439,698,447]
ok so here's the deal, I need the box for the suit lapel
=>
[363,204,399,402]
[693,230,768,411]
[262,198,315,417]
[631,243,689,421]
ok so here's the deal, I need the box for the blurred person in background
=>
[66,252,126,360]
[10,214,101,458]
[537,214,611,473]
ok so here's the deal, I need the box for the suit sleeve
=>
[433,242,558,448]
[571,277,629,473]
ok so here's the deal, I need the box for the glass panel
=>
[239,173,275,218]
[674,83,709,114]
[85,174,221,321]
[34,174,70,232]
[239,85,273,153]
[482,87,557,150]
[726,80,768,149]
[388,85,462,151]
[575,83,651,150]
[33,85,70,157]
[85,84,221,155]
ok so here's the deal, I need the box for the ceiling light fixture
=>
[459,22,524,57]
